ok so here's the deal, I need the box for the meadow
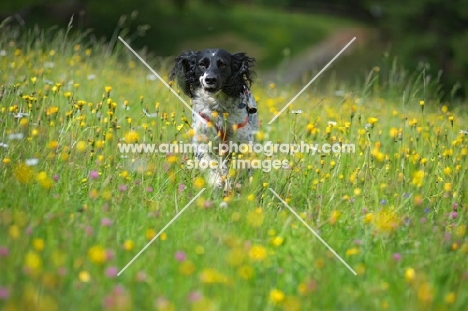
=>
[0,25,467,311]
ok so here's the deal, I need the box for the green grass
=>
[0,26,467,311]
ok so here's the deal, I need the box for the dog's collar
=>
[198,112,249,142]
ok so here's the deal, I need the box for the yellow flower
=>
[255,131,265,141]
[200,268,228,283]
[413,194,423,206]
[443,167,452,176]
[411,170,425,187]
[105,86,112,93]
[47,140,59,149]
[364,213,374,224]
[166,155,177,164]
[455,225,466,238]
[33,238,45,251]
[179,260,195,276]
[389,127,399,138]
[269,289,285,305]
[191,298,215,311]
[355,263,366,275]
[75,141,87,153]
[24,251,42,275]
[146,228,156,240]
[123,240,134,251]
[346,247,360,256]
[297,283,307,295]
[444,292,455,304]
[374,210,400,233]
[405,268,416,282]
[19,118,28,127]
[442,148,453,157]
[9,225,20,239]
[195,245,204,255]
[417,282,434,303]
[248,245,267,261]
[193,177,205,189]
[36,172,53,190]
[87,245,106,264]
[78,270,91,282]
[330,210,340,225]
[444,183,452,192]
[247,208,264,227]
[283,296,302,311]
[13,163,34,184]
[368,117,378,125]
[102,190,112,201]
[271,236,284,247]
[124,130,139,143]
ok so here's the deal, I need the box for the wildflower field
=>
[0,26,467,311]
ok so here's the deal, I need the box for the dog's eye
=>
[199,60,208,68]
[218,60,227,68]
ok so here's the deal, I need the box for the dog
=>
[170,48,258,192]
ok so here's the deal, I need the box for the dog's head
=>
[170,49,255,98]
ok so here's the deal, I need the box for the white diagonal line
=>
[118,36,206,124]
[269,188,357,275]
[117,188,206,276]
[268,37,356,124]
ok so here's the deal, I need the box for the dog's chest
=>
[191,91,253,143]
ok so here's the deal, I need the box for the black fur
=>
[169,49,255,98]
[169,50,200,97]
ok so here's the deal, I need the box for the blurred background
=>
[1,0,467,98]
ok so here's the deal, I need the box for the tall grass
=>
[0,25,467,311]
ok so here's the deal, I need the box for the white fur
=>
[191,88,256,192]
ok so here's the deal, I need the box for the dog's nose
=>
[204,75,217,85]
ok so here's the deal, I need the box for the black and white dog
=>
[170,49,258,191]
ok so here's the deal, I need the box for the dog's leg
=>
[193,141,225,189]
[219,154,232,195]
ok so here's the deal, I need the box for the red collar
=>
[199,112,249,142]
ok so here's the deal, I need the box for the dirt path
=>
[261,27,373,84]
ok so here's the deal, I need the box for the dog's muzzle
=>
[200,74,219,92]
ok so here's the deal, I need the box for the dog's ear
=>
[224,53,255,97]
[169,50,199,98]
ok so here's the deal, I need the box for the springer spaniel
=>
[170,49,258,192]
